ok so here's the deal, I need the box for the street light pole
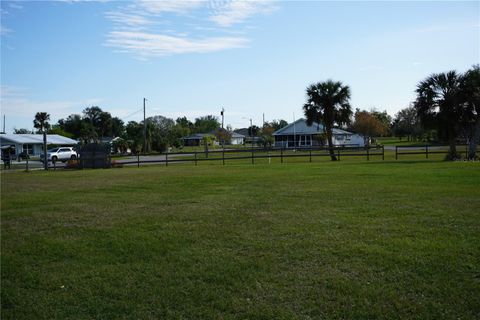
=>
[143,98,147,154]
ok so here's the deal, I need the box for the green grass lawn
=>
[1,160,480,319]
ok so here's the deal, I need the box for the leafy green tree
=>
[13,128,33,134]
[460,65,480,159]
[194,115,220,133]
[125,121,143,153]
[303,80,352,161]
[57,114,83,139]
[269,119,288,131]
[414,71,464,159]
[392,106,423,141]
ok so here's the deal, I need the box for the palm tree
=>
[414,71,464,159]
[303,80,352,161]
[33,112,51,170]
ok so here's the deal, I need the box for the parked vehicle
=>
[40,147,77,163]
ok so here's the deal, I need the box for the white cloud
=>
[209,0,276,27]
[104,0,277,58]
[138,0,205,14]
[106,31,248,57]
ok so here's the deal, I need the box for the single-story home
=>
[234,128,261,145]
[273,118,365,148]
[0,133,78,157]
[183,133,215,146]
[183,130,245,146]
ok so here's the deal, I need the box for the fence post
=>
[281,148,283,163]
[166,152,168,166]
[25,156,29,172]
[367,147,370,161]
[382,145,385,161]
[222,149,225,165]
[309,148,312,163]
[137,154,140,168]
[337,148,340,161]
[426,146,429,159]
[251,148,254,165]
[194,151,197,166]
[53,159,56,171]
[395,146,398,160]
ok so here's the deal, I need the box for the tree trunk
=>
[468,118,480,160]
[43,131,48,170]
[448,134,458,160]
[326,126,337,161]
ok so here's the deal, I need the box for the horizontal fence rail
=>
[394,145,476,160]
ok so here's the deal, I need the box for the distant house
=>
[234,128,261,145]
[183,133,214,146]
[230,132,245,145]
[183,130,245,146]
[0,134,78,157]
[273,119,364,148]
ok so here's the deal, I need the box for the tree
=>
[414,71,464,159]
[303,80,352,160]
[13,128,33,134]
[259,125,275,148]
[351,109,388,146]
[392,106,423,141]
[194,115,220,133]
[125,121,143,153]
[33,112,50,170]
[371,109,392,136]
[460,65,480,159]
[58,114,83,139]
[269,119,288,131]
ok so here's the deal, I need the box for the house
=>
[230,132,245,145]
[0,133,78,157]
[234,128,261,145]
[183,133,215,146]
[183,130,245,146]
[273,118,365,148]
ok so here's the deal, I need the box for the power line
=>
[121,108,143,122]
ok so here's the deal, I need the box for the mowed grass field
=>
[1,160,480,319]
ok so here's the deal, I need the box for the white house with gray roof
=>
[273,119,364,148]
[0,134,78,157]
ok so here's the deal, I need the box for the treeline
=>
[18,107,290,153]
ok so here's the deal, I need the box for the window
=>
[23,144,34,155]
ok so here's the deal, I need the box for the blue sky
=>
[1,0,479,133]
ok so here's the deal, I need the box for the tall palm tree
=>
[414,71,464,159]
[33,112,51,170]
[303,80,352,161]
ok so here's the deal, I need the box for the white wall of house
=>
[332,134,365,147]
[231,137,244,145]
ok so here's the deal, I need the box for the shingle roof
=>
[273,118,354,136]
[0,134,77,145]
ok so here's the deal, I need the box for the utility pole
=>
[2,114,5,133]
[262,113,265,127]
[221,108,225,129]
[143,98,147,154]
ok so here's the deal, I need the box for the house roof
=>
[231,132,245,138]
[184,130,245,140]
[183,133,213,140]
[273,118,354,136]
[0,134,78,145]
